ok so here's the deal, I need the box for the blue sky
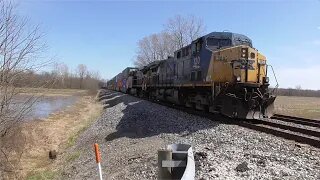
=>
[18,0,320,89]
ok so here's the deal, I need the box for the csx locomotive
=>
[107,32,276,119]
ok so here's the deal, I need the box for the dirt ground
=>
[274,96,320,120]
[0,89,102,179]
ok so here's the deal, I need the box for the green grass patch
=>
[66,125,88,148]
[67,151,81,162]
[27,170,57,180]
[66,107,102,148]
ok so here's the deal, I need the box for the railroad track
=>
[271,114,320,128]
[242,118,320,148]
[102,89,320,148]
[252,114,320,148]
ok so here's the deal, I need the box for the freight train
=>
[107,32,277,119]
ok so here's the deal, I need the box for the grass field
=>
[275,96,320,120]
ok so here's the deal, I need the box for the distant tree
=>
[60,63,69,88]
[295,85,302,90]
[52,63,69,88]
[77,64,87,89]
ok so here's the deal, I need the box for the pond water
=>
[18,95,79,121]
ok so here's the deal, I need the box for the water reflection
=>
[20,95,78,121]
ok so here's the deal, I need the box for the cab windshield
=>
[206,37,232,48]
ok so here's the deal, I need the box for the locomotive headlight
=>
[236,76,241,82]
[264,77,269,83]
[250,52,255,59]
[241,48,248,58]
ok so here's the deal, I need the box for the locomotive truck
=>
[107,32,277,119]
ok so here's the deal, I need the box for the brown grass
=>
[275,96,320,120]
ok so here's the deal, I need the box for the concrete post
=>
[158,149,172,180]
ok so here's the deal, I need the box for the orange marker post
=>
[94,143,103,180]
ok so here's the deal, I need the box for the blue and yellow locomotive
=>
[107,32,276,119]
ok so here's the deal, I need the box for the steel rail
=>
[234,121,320,148]
[271,116,320,128]
[246,119,320,138]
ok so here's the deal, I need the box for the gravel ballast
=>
[61,90,320,180]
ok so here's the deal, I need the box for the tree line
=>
[12,63,102,91]
[274,88,320,97]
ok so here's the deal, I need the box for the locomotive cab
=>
[206,37,276,119]
[175,32,276,119]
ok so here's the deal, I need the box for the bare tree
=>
[295,85,302,90]
[77,64,87,89]
[165,15,206,49]
[134,15,205,67]
[134,31,175,68]
[0,0,46,136]
[0,1,49,175]
[52,63,69,88]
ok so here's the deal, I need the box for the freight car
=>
[107,32,277,119]
[106,67,139,92]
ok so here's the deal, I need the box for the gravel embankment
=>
[61,90,320,180]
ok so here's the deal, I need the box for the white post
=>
[94,143,103,180]
[98,162,103,180]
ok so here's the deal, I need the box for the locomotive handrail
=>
[267,64,279,95]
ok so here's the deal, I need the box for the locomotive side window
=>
[177,51,181,59]
[152,68,157,72]
[182,61,184,77]
[220,39,231,47]
[196,42,201,52]
[197,71,202,80]
[207,38,218,46]
[185,46,190,56]
[191,71,196,81]
[192,44,196,55]
[176,63,179,78]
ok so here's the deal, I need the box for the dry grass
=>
[17,87,89,96]
[26,170,57,180]
[274,96,320,120]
